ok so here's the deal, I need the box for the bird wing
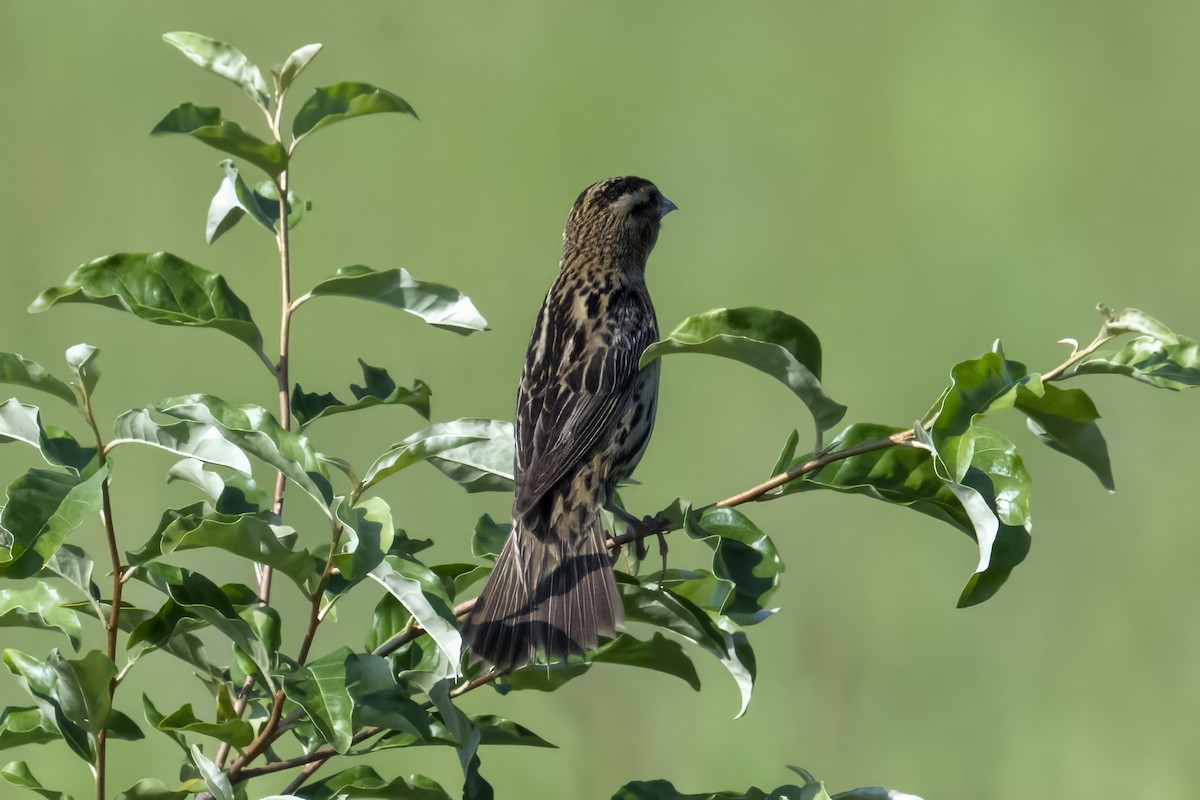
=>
[513,283,655,518]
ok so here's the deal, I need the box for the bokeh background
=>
[3,3,1200,798]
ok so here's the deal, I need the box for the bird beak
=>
[658,195,678,217]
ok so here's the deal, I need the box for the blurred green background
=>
[3,2,1200,798]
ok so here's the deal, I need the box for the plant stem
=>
[81,397,120,800]
[216,159,295,772]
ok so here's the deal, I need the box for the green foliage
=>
[0,30,1193,800]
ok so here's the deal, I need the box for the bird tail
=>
[464,515,623,671]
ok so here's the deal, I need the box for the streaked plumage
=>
[464,176,676,670]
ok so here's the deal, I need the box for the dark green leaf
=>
[620,582,756,717]
[154,394,332,510]
[505,661,591,692]
[297,766,451,800]
[0,354,76,408]
[276,43,323,94]
[141,695,187,753]
[683,508,782,625]
[345,654,432,739]
[0,584,83,649]
[301,265,488,335]
[281,647,355,753]
[0,761,73,800]
[473,715,556,747]
[128,502,315,587]
[131,564,275,681]
[162,32,270,109]
[152,103,286,176]
[0,467,106,579]
[294,361,431,429]
[640,307,846,431]
[4,650,113,737]
[369,558,461,671]
[428,681,492,800]
[362,419,512,492]
[292,82,417,147]
[1,650,93,762]
[610,779,816,800]
[30,253,267,363]
[927,350,1028,481]
[1014,381,1114,490]
[155,702,253,747]
[590,632,701,691]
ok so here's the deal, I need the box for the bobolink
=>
[465,176,676,670]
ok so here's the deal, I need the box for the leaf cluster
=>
[1,31,1196,800]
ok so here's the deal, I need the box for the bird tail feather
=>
[464,516,622,671]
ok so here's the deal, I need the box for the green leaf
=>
[4,649,114,739]
[206,159,273,240]
[292,82,417,147]
[30,253,267,363]
[1075,333,1200,390]
[0,354,76,408]
[0,707,61,751]
[302,266,488,335]
[369,558,461,673]
[0,584,83,649]
[1099,306,1180,341]
[428,681,492,800]
[155,702,253,747]
[334,496,395,581]
[63,345,100,406]
[40,544,101,618]
[1014,381,1114,490]
[154,394,333,511]
[141,695,188,753]
[2,649,93,763]
[294,361,431,430]
[189,744,233,800]
[112,408,253,475]
[590,632,701,691]
[131,564,275,682]
[114,778,190,800]
[0,761,73,800]
[0,399,96,473]
[162,32,270,109]
[345,654,432,739]
[152,103,286,176]
[296,766,451,800]
[620,583,756,718]
[683,508,782,625]
[362,419,512,492]
[0,467,106,579]
[640,307,846,431]
[471,515,509,560]
[927,350,1028,481]
[276,43,323,94]
[281,647,355,753]
[128,502,315,587]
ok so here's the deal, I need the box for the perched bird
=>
[464,176,677,671]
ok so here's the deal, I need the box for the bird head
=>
[563,176,676,268]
